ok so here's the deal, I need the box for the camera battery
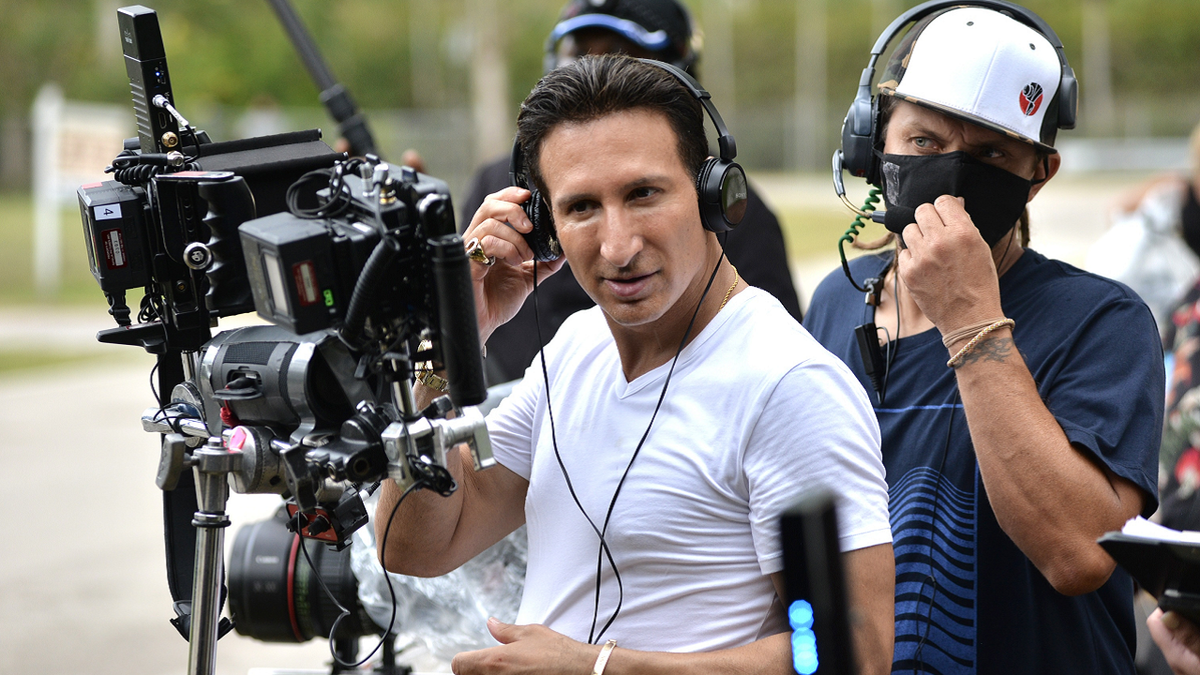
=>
[78,180,150,293]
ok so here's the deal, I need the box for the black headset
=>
[509,57,748,262]
[839,0,1078,187]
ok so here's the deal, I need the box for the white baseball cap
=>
[877,6,1064,152]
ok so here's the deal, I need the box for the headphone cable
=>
[592,247,727,643]
[533,245,729,644]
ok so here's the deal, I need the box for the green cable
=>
[837,186,882,293]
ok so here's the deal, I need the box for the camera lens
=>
[228,507,375,642]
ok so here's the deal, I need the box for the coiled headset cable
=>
[838,186,882,293]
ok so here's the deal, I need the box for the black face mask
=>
[878,151,1033,247]
[1182,182,1200,259]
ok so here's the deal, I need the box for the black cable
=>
[286,159,366,220]
[532,243,729,644]
[299,476,425,670]
[148,360,160,405]
[530,259,623,644]
[374,478,423,634]
[838,187,883,293]
[592,250,726,643]
[908,231,1015,670]
[883,254,901,402]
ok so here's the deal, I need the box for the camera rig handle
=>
[431,235,489,408]
[197,176,257,317]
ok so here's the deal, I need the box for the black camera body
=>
[240,166,455,336]
[78,131,343,350]
[82,4,494,660]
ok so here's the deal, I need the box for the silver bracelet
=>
[592,639,617,675]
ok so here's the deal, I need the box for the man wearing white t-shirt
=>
[376,54,894,675]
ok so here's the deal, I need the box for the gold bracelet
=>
[413,339,449,392]
[592,639,618,675]
[946,319,1014,368]
[416,369,450,392]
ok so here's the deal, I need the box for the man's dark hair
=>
[516,54,707,201]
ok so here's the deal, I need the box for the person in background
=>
[1088,122,1200,330]
[458,0,802,385]
[1135,120,1200,675]
[1142,122,1200,534]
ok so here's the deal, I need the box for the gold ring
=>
[465,237,495,267]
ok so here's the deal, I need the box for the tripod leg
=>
[187,439,236,675]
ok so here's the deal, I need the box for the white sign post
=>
[30,83,131,297]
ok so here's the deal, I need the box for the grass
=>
[775,204,890,265]
[0,192,137,377]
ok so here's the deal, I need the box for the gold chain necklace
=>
[719,266,740,311]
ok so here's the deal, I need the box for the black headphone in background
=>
[838,0,1078,188]
[509,57,748,262]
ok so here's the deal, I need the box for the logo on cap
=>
[1019,82,1044,117]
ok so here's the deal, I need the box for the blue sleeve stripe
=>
[876,403,965,414]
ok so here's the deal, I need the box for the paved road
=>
[0,319,374,675]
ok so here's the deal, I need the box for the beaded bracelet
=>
[941,318,1008,349]
[946,318,1015,368]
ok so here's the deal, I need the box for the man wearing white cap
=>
[804,2,1162,673]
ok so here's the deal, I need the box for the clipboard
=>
[1098,530,1200,626]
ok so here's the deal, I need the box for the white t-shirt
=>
[486,287,890,652]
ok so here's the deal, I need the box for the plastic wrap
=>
[350,499,527,670]
[1087,181,1200,329]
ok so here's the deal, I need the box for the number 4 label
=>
[95,203,122,221]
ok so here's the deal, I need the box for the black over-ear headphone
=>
[838,0,1078,188]
[509,57,748,262]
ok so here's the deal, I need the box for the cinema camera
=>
[76,5,492,674]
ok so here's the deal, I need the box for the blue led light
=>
[789,599,819,675]
[789,599,814,629]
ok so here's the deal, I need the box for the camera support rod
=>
[187,438,241,675]
[265,0,378,157]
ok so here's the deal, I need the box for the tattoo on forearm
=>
[960,336,1013,366]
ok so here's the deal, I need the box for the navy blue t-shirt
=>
[804,249,1162,675]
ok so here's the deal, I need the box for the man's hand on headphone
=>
[463,187,567,343]
[895,195,1005,336]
